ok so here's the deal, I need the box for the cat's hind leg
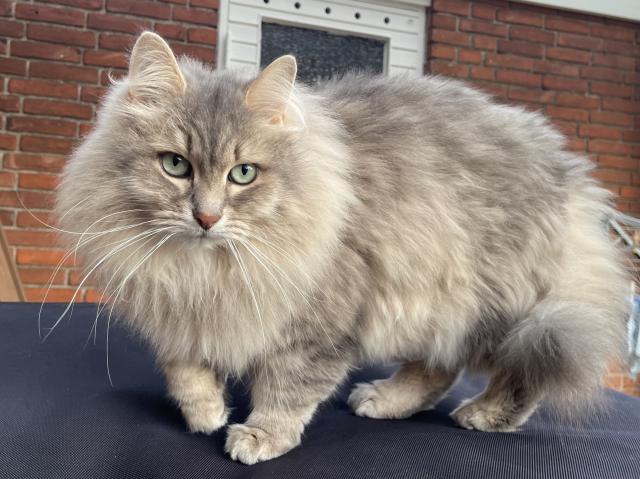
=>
[452,295,624,432]
[348,362,459,419]
[163,362,229,434]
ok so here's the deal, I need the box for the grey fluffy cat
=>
[56,32,628,464]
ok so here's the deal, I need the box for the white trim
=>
[520,0,640,23]
[217,0,427,76]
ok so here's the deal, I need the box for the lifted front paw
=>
[182,398,229,434]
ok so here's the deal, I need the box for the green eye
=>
[229,164,257,185]
[160,152,192,178]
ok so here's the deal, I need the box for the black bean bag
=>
[2,303,640,478]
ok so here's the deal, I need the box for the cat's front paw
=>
[225,423,300,465]
[181,397,229,434]
[450,398,520,432]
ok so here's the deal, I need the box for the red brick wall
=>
[427,0,640,215]
[0,0,218,302]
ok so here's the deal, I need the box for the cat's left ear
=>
[127,31,186,103]
[245,55,303,127]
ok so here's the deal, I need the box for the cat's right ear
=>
[127,31,186,103]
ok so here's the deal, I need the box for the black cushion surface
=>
[1,303,640,479]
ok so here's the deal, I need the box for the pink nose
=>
[193,211,221,230]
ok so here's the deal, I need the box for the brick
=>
[0,95,20,112]
[21,135,75,155]
[27,24,96,48]
[556,93,599,109]
[542,75,587,92]
[38,0,103,9]
[432,29,470,47]
[495,70,541,88]
[432,0,470,16]
[508,89,555,104]
[4,153,66,172]
[81,86,108,104]
[579,125,622,140]
[8,117,77,137]
[25,287,78,302]
[0,171,16,187]
[532,60,579,77]
[30,62,99,83]
[625,72,640,85]
[550,119,576,137]
[431,44,455,60]
[79,123,93,137]
[8,78,78,99]
[15,3,85,27]
[590,111,633,127]
[599,156,639,170]
[580,66,626,83]
[11,41,81,63]
[24,99,93,120]
[84,289,104,303]
[592,168,631,183]
[83,50,128,68]
[497,39,543,58]
[592,53,635,70]
[472,82,508,99]
[460,19,507,37]
[546,106,588,122]
[87,13,151,33]
[100,69,125,86]
[470,66,494,81]
[486,53,533,71]
[0,190,54,209]
[545,16,589,35]
[622,130,640,142]
[458,49,482,64]
[0,57,27,76]
[154,23,186,40]
[590,24,635,42]
[187,27,217,45]
[190,0,218,6]
[106,0,171,19]
[588,141,630,156]
[0,19,24,37]
[430,60,469,79]
[16,210,57,227]
[99,33,134,51]
[473,35,497,50]
[18,267,65,285]
[0,0,11,16]
[0,133,17,150]
[471,3,496,20]
[0,209,15,226]
[6,230,58,247]
[510,26,555,45]
[603,98,640,113]
[169,43,215,63]
[590,81,634,98]
[546,47,591,64]
[557,33,602,51]
[172,6,218,26]
[432,14,457,30]
[603,40,639,56]
[497,10,543,27]
[18,172,60,190]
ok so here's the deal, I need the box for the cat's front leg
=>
[163,362,229,434]
[225,351,349,464]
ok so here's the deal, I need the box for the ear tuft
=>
[128,31,186,103]
[245,55,300,126]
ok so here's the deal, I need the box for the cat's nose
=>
[193,211,221,230]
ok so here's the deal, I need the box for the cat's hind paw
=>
[348,382,420,419]
[450,398,521,432]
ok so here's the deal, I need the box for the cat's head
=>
[56,32,354,288]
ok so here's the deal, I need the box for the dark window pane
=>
[260,22,385,84]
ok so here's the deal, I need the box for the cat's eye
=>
[160,152,192,178]
[228,164,258,185]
